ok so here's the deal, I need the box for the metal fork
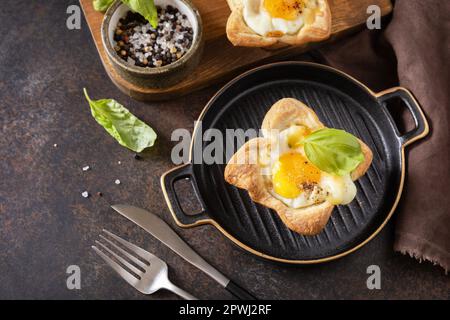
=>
[92,229,197,300]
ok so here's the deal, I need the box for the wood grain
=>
[80,0,392,101]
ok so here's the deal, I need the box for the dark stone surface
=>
[0,0,448,300]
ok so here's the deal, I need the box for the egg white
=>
[259,126,358,209]
[272,16,304,35]
[243,0,305,36]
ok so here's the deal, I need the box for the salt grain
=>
[82,166,90,172]
[82,191,89,198]
[115,179,121,185]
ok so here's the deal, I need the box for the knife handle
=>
[225,281,257,300]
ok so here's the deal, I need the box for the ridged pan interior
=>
[193,63,402,261]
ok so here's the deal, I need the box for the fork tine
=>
[95,240,144,277]
[99,235,148,269]
[92,245,140,288]
[102,229,156,261]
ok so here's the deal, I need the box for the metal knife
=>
[111,204,256,300]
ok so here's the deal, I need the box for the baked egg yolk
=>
[272,152,321,199]
[263,0,304,20]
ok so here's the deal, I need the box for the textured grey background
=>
[0,0,448,299]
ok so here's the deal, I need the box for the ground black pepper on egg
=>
[113,6,194,68]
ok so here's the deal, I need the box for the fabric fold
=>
[318,0,450,272]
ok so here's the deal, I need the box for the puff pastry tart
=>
[224,99,373,235]
[226,0,332,47]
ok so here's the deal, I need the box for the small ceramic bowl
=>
[102,0,203,89]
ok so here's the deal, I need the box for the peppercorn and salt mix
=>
[114,5,194,68]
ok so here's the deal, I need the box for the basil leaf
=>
[83,88,157,153]
[93,0,158,28]
[303,128,364,176]
[121,0,158,28]
[93,0,115,12]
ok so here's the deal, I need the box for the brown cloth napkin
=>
[318,0,450,272]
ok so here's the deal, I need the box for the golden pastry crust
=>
[224,98,373,236]
[226,0,332,48]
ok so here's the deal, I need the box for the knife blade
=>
[111,204,230,287]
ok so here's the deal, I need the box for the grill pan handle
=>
[161,163,209,226]
[377,87,429,147]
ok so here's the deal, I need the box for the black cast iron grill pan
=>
[161,62,429,263]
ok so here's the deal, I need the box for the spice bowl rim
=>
[101,0,203,76]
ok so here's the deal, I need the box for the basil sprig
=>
[83,89,157,153]
[122,0,158,28]
[303,128,364,176]
[93,0,158,28]
[93,0,115,12]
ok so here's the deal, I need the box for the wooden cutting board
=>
[80,0,392,101]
